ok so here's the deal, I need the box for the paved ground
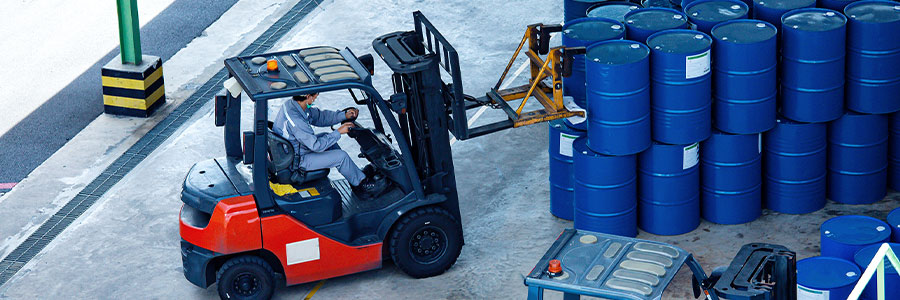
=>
[1,0,899,299]
[0,0,238,185]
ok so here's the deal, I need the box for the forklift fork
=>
[480,23,585,128]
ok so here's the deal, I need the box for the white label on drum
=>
[685,50,711,79]
[797,285,829,300]
[560,133,578,157]
[683,143,700,170]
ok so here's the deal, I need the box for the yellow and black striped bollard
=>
[101,55,165,117]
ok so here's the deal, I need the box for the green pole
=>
[116,0,142,65]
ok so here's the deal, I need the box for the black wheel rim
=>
[232,272,260,297]
[408,225,448,264]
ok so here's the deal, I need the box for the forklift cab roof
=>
[223,46,375,102]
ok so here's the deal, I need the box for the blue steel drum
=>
[753,0,815,29]
[562,18,627,109]
[624,8,690,43]
[711,20,778,134]
[585,40,652,155]
[797,257,862,300]
[854,243,900,299]
[647,30,713,144]
[700,131,762,224]
[763,118,827,214]
[549,120,586,220]
[889,207,900,242]
[780,9,846,123]
[572,137,638,237]
[683,0,749,34]
[891,112,900,190]
[820,215,891,261]
[638,142,701,235]
[828,112,888,204]
[566,0,612,21]
[588,1,644,23]
[844,1,900,114]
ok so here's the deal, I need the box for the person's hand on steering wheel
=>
[337,122,355,134]
[344,107,359,120]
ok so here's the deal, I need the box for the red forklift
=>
[178,12,583,299]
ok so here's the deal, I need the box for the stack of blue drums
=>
[549,120,586,220]
[683,0,749,33]
[711,20,777,134]
[853,243,900,299]
[562,18,627,108]
[701,131,762,224]
[764,119,827,214]
[587,1,643,23]
[753,0,815,28]
[550,0,899,236]
[625,8,690,43]
[827,112,888,204]
[796,256,861,300]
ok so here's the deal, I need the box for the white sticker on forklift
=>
[560,133,578,157]
[683,143,699,170]
[685,50,710,79]
[797,285,829,300]
[286,238,320,265]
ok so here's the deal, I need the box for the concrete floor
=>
[1,0,899,299]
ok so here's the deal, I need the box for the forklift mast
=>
[372,11,462,221]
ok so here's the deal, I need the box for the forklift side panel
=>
[180,195,262,254]
[260,214,382,286]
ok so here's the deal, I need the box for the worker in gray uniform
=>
[273,93,387,197]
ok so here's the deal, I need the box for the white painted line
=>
[450,61,530,145]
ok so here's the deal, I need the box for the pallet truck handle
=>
[535,24,562,55]
[560,47,586,78]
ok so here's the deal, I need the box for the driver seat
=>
[267,128,330,186]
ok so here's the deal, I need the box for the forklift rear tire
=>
[216,255,275,300]
[389,207,463,278]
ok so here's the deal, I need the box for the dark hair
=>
[292,93,318,102]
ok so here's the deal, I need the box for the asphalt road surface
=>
[0,0,238,184]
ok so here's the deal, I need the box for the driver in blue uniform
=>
[273,93,386,197]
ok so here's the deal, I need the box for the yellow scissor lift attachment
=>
[473,23,584,132]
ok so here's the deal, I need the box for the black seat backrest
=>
[267,128,301,184]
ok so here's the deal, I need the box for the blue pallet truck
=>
[525,229,796,300]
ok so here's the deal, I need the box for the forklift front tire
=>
[216,255,275,300]
[389,207,463,278]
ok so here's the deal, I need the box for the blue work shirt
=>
[272,100,346,157]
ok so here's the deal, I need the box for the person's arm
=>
[281,111,341,152]
[306,106,347,127]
